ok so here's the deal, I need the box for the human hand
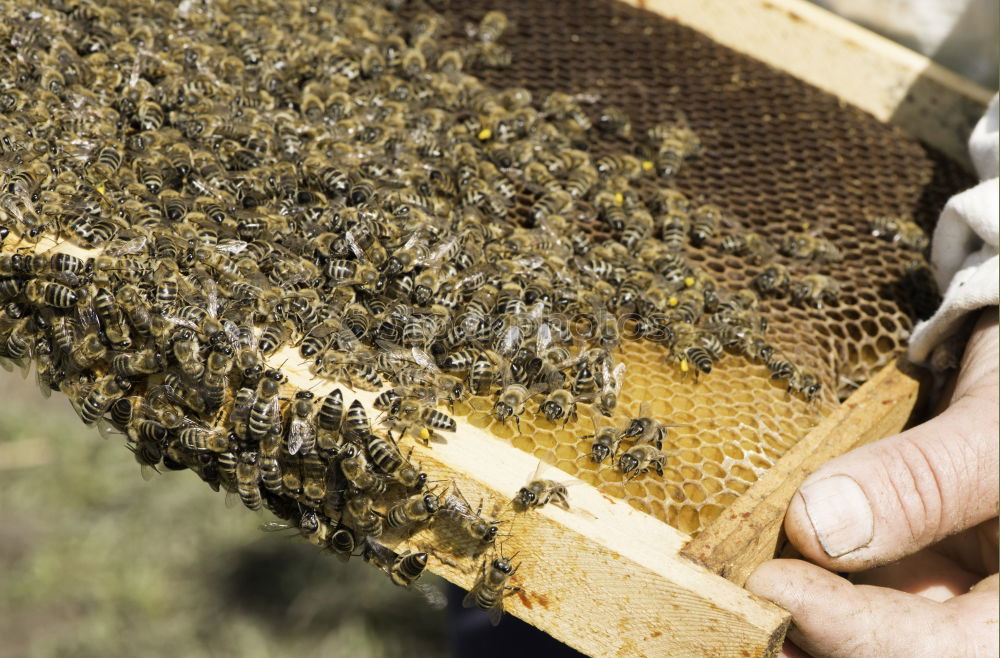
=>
[746,308,999,658]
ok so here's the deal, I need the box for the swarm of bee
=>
[0,0,932,622]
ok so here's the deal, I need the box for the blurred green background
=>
[0,370,448,658]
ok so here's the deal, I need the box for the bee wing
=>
[410,346,439,372]
[96,417,121,440]
[528,459,546,484]
[344,225,372,263]
[488,600,505,627]
[461,587,479,609]
[104,235,148,257]
[497,323,520,357]
[259,521,295,533]
[610,362,626,395]
[215,238,248,255]
[588,404,612,432]
[536,322,552,353]
[415,583,447,610]
[287,418,312,455]
[139,463,160,482]
[201,274,219,319]
[363,537,398,570]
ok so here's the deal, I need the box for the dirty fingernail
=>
[799,474,874,558]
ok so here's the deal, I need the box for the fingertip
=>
[746,559,849,615]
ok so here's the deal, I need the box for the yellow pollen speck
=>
[96,183,106,194]
[684,276,695,287]
[614,192,624,205]
[668,296,679,307]
[419,427,431,441]
[477,127,492,140]
[641,160,654,171]
[680,359,689,373]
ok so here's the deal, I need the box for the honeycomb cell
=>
[682,483,707,504]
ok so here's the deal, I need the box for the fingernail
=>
[799,474,874,557]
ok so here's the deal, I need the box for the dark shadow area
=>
[212,539,448,656]
[446,584,585,658]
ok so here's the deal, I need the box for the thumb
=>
[785,314,999,571]
[745,559,999,658]
[784,395,999,571]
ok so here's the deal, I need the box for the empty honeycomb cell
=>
[678,449,703,464]
[702,478,724,495]
[730,464,758,483]
[879,315,899,333]
[512,435,534,453]
[555,443,579,460]
[679,464,703,481]
[683,482,708,504]
[749,454,772,470]
[534,432,558,450]
[700,504,725,527]
[722,443,745,461]
[677,506,702,535]
[624,479,650,497]
[725,479,752,496]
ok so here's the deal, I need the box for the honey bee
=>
[539,388,576,424]
[658,210,689,251]
[513,461,572,512]
[24,279,78,309]
[618,443,666,479]
[721,231,775,265]
[339,444,387,496]
[753,263,791,296]
[74,374,130,426]
[126,418,167,480]
[442,483,502,545]
[386,490,441,530]
[582,406,622,464]
[247,373,281,444]
[346,492,384,539]
[790,274,842,308]
[178,424,230,453]
[236,450,263,511]
[463,553,521,626]
[387,396,457,443]
[596,106,631,137]
[316,388,344,452]
[789,369,823,401]
[110,349,162,378]
[477,10,509,43]
[779,233,842,263]
[68,329,107,371]
[870,216,928,249]
[620,401,685,448]
[286,390,317,455]
[690,204,721,246]
[301,452,327,504]
[91,287,132,349]
[492,380,529,431]
[329,525,357,561]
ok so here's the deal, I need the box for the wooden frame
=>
[5,1,991,656]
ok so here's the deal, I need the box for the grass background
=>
[0,369,448,658]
